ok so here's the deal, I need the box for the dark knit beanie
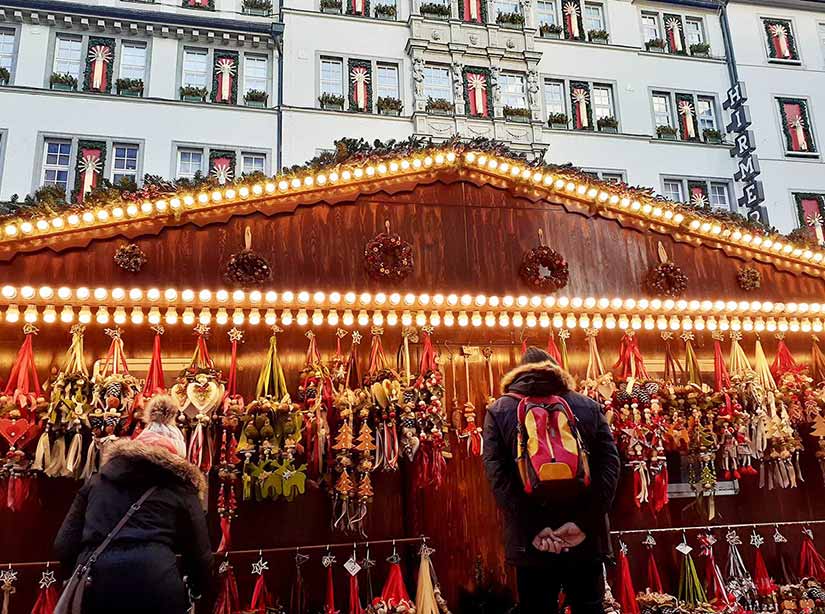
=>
[522,345,553,365]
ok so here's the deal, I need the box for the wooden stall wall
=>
[1,179,825,612]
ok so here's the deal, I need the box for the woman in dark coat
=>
[54,395,213,614]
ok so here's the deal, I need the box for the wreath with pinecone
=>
[644,242,688,298]
[364,221,414,282]
[222,227,272,287]
[737,266,761,291]
[114,243,147,273]
[519,229,569,291]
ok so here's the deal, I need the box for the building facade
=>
[0,0,823,234]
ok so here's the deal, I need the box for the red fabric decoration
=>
[466,72,489,116]
[614,545,639,614]
[648,461,669,513]
[213,561,241,614]
[136,328,166,409]
[753,548,777,596]
[771,339,799,379]
[3,474,31,512]
[216,483,236,554]
[325,566,337,614]
[415,329,437,386]
[215,57,236,104]
[713,337,731,392]
[87,44,112,92]
[30,571,58,614]
[4,327,42,415]
[571,87,589,129]
[76,148,103,203]
[349,573,365,614]
[463,0,482,21]
[546,333,562,365]
[698,535,729,605]
[646,547,664,593]
[784,102,809,152]
[799,533,825,582]
[613,333,650,380]
[373,562,414,610]
[249,572,272,613]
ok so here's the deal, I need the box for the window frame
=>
[543,75,619,130]
[649,89,723,142]
[591,83,615,121]
[42,139,73,192]
[242,53,270,98]
[241,151,268,175]
[761,16,802,65]
[176,148,205,180]
[500,72,527,109]
[376,62,400,100]
[536,0,558,27]
[423,63,453,102]
[319,56,344,97]
[684,17,705,48]
[494,0,521,19]
[774,95,820,158]
[118,40,148,83]
[170,142,272,180]
[583,168,627,183]
[660,175,734,211]
[0,25,20,83]
[53,33,84,81]
[583,2,606,33]
[181,47,210,90]
[640,11,662,44]
[111,143,141,186]
[641,9,707,55]
[316,52,404,112]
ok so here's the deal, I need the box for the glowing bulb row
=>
[1,152,456,242]
[6,303,825,334]
[3,284,825,319]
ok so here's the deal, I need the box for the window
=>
[709,182,730,209]
[777,97,817,155]
[320,57,344,95]
[112,144,139,186]
[536,0,557,26]
[652,93,673,127]
[376,63,399,99]
[182,48,209,88]
[602,173,625,184]
[500,74,526,109]
[42,140,72,190]
[696,96,717,134]
[242,153,266,175]
[244,55,268,95]
[763,18,800,62]
[584,169,626,183]
[819,23,825,61]
[685,18,704,47]
[177,148,204,179]
[663,179,683,203]
[495,0,520,17]
[543,80,566,115]
[592,84,614,120]
[641,13,660,42]
[54,35,83,79]
[423,65,452,101]
[0,28,15,74]
[119,41,147,81]
[584,3,605,32]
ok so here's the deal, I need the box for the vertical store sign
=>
[723,82,766,223]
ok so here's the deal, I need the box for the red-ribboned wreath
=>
[364,220,414,282]
[519,228,569,292]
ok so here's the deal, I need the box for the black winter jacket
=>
[54,439,213,614]
[482,360,620,567]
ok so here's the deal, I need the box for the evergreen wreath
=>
[211,50,239,104]
[83,36,115,93]
[737,266,761,291]
[462,66,491,117]
[519,229,569,291]
[114,243,148,273]
[222,227,272,287]
[364,221,414,282]
[644,242,688,298]
[777,97,815,153]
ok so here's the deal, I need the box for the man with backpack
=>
[483,347,620,614]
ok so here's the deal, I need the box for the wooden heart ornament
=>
[185,375,224,418]
[170,382,190,412]
[0,418,31,447]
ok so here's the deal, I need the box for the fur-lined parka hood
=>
[500,359,576,395]
[101,438,207,502]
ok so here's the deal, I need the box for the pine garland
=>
[83,37,115,93]
[569,80,593,130]
[764,18,798,61]
[777,97,816,153]
[794,193,825,228]
[212,50,239,104]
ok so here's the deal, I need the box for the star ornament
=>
[228,327,244,343]
[0,568,17,588]
[39,570,57,589]
[750,532,765,548]
[619,541,628,556]
[351,331,363,345]
[642,533,657,548]
[252,557,269,576]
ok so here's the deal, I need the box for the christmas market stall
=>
[3,137,825,613]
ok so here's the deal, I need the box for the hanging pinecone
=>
[114,243,147,273]
[222,227,272,288]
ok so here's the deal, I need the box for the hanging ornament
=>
[613,331,649,381]
[698,533,729,608]
[291,551,310,614]
[725,529,757,610]
[213,559,240,614]
[774,525,798,585]
[29,568,57,614]
[222,227,272,288]
[750,529,777,598]
[0,567,17,614]
[661,331,684,384]
[712,332,732,392]
[643,533,664,593]
[135,325,167,412]
[546,332,563,366]
[2,324,45,415]
[413,327,449,489]
[677,535,707,606]
[812,337,825,384]
[737,266,761,291]
[800,528,825,582]
[364,220,414,283]
[771,333,800,380]
[300,330,335,481]
[557,328,570,371]
[416,540,451,614]
[728,331,752,378]
[682,332,702,386]
[323,550,338,614]
[753,337,777,392]
[614,540,639,614]
[372,546,415,613]
[114,243,147,273]
[519,229,569,292]
[644,242,687,298]
[364,327,401,472]
[249,554,273,614]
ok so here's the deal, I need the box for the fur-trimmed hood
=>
[500,359,576,395]
[102,438,207,502]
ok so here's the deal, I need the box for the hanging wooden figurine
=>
[171,324,226,474]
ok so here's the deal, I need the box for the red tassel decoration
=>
[771,336,799,379]
[324,553,338,614]
[613,332,650,380]
[614,541,639,614]
[372,560,414,611]
[213,559,241,614]
[712,332,731,392]
[799,529,825,582]
[643,534,664,593]
[3,324,42,415]
[290,551,310,614]
[698,533,729,606]
[30,569,58,614]
[348,569,365,614]
[661,332,683,384]
[136,325,166,407]
[248,556,272,614]
[812,337,825,384]
[753,543,777,597]
[546,332,563,366]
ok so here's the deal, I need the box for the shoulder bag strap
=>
[82,486,158,570]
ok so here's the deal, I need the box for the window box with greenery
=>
[645,38,666,53]
[420,2,451,19]
[319,92,345,111]
[244,89,268,108]
[116,78,144,97]
[656,125,678,140]
[426,97,453,115]
[597,116,618,133]
[377,96,402,116]
[548,113,568,129]
[321,0,343,13]
[539,23,563,39]
[588,29,609,44]
[0,67,9,86]
[496,11,524,28]
[703,128,722,144]
[50,72,78,92]
[374,3,397,18]
[243,0,272,15]
[689,42,710,58]
[181,0,214,9]
[180,85,208,102]
[503,105,531,123]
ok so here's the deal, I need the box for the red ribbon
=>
[799,534,825,582]
[193,334,215,370]
[645,547,664,593]
[324,566,337,614]
[3,332,41,413]
[771,339,799,379]
[546,333,562,365]
[698,535,728,604]
[138,331,166,406]
[615,546,639,614]
[713,339,731,392]
[226,337,239,399]
[349,572,365,614]
[30,578,59,614]
[613,334,649,380]
[249,572,273,613]
[213,562,240,614]
[367,334,387,375]
[753,548,777,596]
[415,330,437,386]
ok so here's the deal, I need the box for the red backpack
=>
[507,393,591,496]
